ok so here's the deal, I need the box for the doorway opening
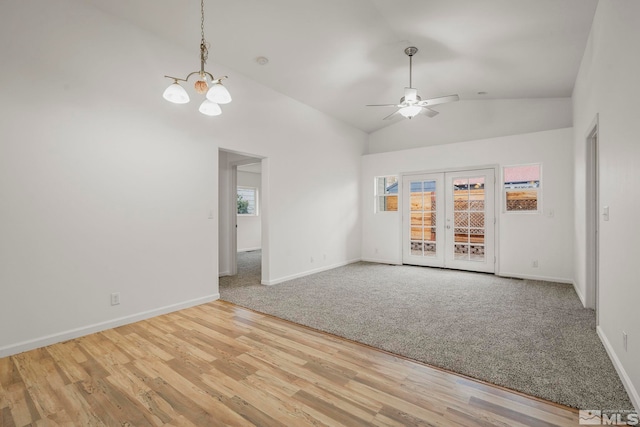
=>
[218,149,267,286]
[586,115,599,321]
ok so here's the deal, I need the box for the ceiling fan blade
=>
[383,110,402,120]
[418,94,460,107]
[420,107,439,118]
[366,104,400,107]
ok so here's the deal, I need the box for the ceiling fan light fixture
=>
[366,46,459,121]
[163,81,190,104]
[399,105,422,118]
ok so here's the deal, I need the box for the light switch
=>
[602,206,609,221]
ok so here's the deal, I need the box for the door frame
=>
[444,168,496,273]
[218,149,268,283]
[401,172,445,268]
[586,114,599,319]
[400,165,500,273]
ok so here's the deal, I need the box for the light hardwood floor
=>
[0,300,579,426]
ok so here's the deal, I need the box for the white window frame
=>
[374,175,399,213]
[237,186,259,216]
[502,163,542,213]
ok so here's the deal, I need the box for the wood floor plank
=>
[218,366,313,424]
[0,300,580,426]
[132,358,254,427]
[11,351,70,424]
[6,387,41,426]
[1,406,16,427]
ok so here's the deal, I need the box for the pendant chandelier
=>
[162,0,231,116]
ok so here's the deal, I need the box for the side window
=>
[503,164,541,212]
[375,176,398,212]
[237,187,258,215]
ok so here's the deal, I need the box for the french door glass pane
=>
[452,177,486,262]
[409,180,437,258]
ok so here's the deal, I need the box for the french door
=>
[402,169,495,273]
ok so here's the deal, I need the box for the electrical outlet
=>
[323,254,326,260]
[623,332,628,351]
[532,260,538,268]
[310,257,314,263]
[111,292,121,306]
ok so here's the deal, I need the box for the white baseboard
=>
[238,247,261,252]
[218,271,231,277]
[497,272,573,284]
[572,281,587,307]
[262,258,361,286]
[361,257,402,265]
[597,326,640,412]
[0,294,219,358]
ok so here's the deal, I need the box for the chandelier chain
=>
[200,0,209,67]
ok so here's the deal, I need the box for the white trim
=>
[218,271,231,277]
[572,280,587,307]
[262,258,361,286]
[585,114,599,312]
[361,257,402,265]
[238,247,262,253]
[496,272,573,284]
[230,165,238,276]
[597,326,640,412]
[0,294,219,358]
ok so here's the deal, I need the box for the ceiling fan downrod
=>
[405,46,418,88]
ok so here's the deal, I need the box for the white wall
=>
[362,128,574,283]
[237,171,262,252]
[572,0,640,410]
[367,98,573,154]
[0,0,366,356]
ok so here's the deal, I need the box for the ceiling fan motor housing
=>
[400,95,421,104]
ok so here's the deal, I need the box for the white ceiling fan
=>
[367,47,459,120]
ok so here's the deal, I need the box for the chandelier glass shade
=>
[198,99,222,116]
[162,0,231,116]
[162,82,190,104]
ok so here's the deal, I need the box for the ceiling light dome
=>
[399,105,422,118]
[199,99,222,116]
[206,83,232,104]
[162,82,190,104]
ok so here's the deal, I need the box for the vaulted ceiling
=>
[84,0,598,133]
